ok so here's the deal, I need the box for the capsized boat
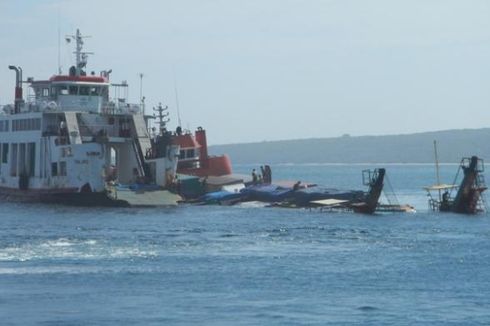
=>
[302,168,386,214]
[0,29,180,206]
[349,168,386,214]
[234,168,386,214]
[290,186,365,207]
[424,156,487,214]
[240,184,294,203]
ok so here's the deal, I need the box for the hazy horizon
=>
[1,0,490,145]
[210,126,490,146]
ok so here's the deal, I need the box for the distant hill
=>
[208,128,490,164]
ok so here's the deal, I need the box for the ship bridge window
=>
[58,85,69,95]
[79,86,90,96]
[186,149,195,158]
[0,120,9,132]
[12,118,41,132]
[69,85,78,95]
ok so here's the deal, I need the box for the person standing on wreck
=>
[264,165,272,184]
[293,181,301,191]
[252,169,258,184]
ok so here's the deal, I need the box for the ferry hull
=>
[0,187,129,207]
[2,28,180,208]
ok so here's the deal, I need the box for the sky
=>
[1,0,490,145]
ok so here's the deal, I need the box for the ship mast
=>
[66,29,93,76]
[153,103,170,132]
[433,140,442,201]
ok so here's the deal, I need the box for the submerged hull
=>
[426,156,487,215]
[240,184,293,203]
[291,187,365,207]
[439,188,486,214]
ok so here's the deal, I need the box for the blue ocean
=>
[1,164,490,325]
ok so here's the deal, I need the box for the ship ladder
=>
[64,112,82,144]
[476,174,488,212]
[476,173,486,188]
[131,140,146,177]
[77,115,96,138]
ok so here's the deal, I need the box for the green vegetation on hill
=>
[209,129,490,164]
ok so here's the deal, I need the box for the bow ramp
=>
[111,186,181,207]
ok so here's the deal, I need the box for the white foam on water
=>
[236,201,268,208]
[0,265,103,275]
[0,238,157,262]
[40,238,76,247]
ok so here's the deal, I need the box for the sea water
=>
[1,164,490,325]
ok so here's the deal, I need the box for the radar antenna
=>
[66,29,93,76]
[153,102,170,132]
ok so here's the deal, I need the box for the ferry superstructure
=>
[0,29,180,205]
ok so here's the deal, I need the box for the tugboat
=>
[425,156,487,214]
[149,102,236,199]
[0,29,180,206]
[151,99,232,178]
[173,126,232,177]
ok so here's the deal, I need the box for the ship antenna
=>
[57,10,61,74]
[66,29,93,76]
[173,69,182,127]
[139,73,145,115]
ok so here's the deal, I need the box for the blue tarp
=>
[240,184,294,202]
[116,183,161,191]
[198,190,245,204]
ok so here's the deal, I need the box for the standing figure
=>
[252,169,258,184]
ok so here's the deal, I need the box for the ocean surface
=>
[1,164,490,325]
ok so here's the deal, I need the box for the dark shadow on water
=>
[357,306,379,311]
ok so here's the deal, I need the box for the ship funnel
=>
[8,65,23,114]
[195,127,209,168]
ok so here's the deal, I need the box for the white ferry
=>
[0,30,180,206]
